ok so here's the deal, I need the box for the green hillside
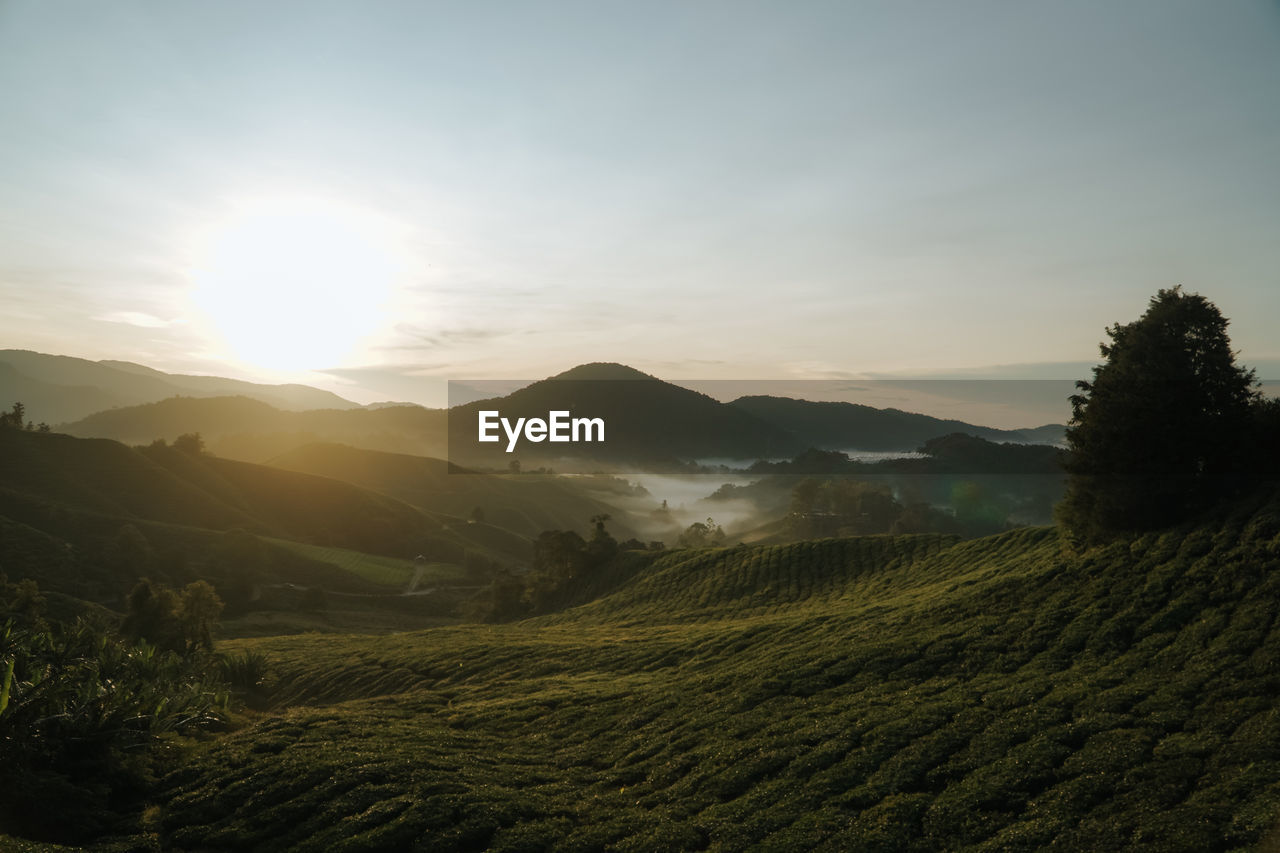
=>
[266,443,637,540]
[0,427,258,530]
[267,539,468,589]
[0,429,454,558]
[135,490,1280,851]
[0,429,531,612]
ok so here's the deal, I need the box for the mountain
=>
[0,349,358,423]
[446,364,1064,469]
[448,362,804,467]
[46,357,1066,469]
[730,395,1066,451]
[0,361,121,426]
[60,395,448,462]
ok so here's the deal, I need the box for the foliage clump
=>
[0,401,50,432]
[1058,287,1263,542]
[469,515,623,621]
[677,517,727,548]
[0,580,230,844]
[122,578,225,654]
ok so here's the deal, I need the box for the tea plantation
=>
[127,492,1280,851]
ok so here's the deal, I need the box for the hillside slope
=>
[0,430,532,601]
[147,492,1280,851]
[60,395,448,462]
[0,349,355,423]
[267,443,638,540]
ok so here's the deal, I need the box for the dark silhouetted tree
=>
[0,402,28,429]
[173,432,205,455]
[178,580,224,652]
[1058,287,1259,542]
[121,578,183,651]
[467,570,528,622]
[122,578,224,653]
[677,518,726,549]
[532,530,588,583]
[586,513,618,563]
[1253,397,1280,477]
[102,524,155,579]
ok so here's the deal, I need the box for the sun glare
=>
[189,197,407,372]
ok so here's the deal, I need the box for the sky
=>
[2,0,1278,409]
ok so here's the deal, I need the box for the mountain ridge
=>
[42,354,1066,467]
[0,349,358,423]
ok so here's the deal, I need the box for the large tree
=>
[1058,287,1259,541]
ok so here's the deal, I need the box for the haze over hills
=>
[50,357,1067,469]
[266,443,639,541]
[0,427,537,603]
[730,395,1066,450]
[0,349,359,423]
[449,362,1065,468]
[3,332,1278,848]
[61,394,448,462]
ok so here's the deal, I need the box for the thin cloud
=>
[382,325,505,350]
[96,311,172,328]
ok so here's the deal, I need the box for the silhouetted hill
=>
[0,349,357,423]
[0,429,531,601]
[0,427,257,530]
[549,362,658,381]
[449,363,804,466]
[266,443,638,539]
[48,358,1066,469]
[748,432,1066,476]
[0,361,120,425]
[61,395,448,462]
[730,395,1065,451]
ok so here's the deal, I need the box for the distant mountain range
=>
[62,394,448,462]
[729,395,1065,452]
[446,363,804,466]
[0,349,360,423]
[15,352,1066,466]
[445,363,1065,468]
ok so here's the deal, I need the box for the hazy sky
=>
[2,1,1278,404]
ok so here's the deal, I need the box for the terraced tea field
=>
[124,491,1280,852]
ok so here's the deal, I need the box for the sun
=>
[189,196,407,372]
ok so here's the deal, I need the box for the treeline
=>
[786,478,1017,539]
[0,401,50,432]
[748,432,1065,476]
[468,515,662,622]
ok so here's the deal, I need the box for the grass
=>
[266,538,465,589]
[128,491,1280,851]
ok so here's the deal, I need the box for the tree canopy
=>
[1058,287,1259,541]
